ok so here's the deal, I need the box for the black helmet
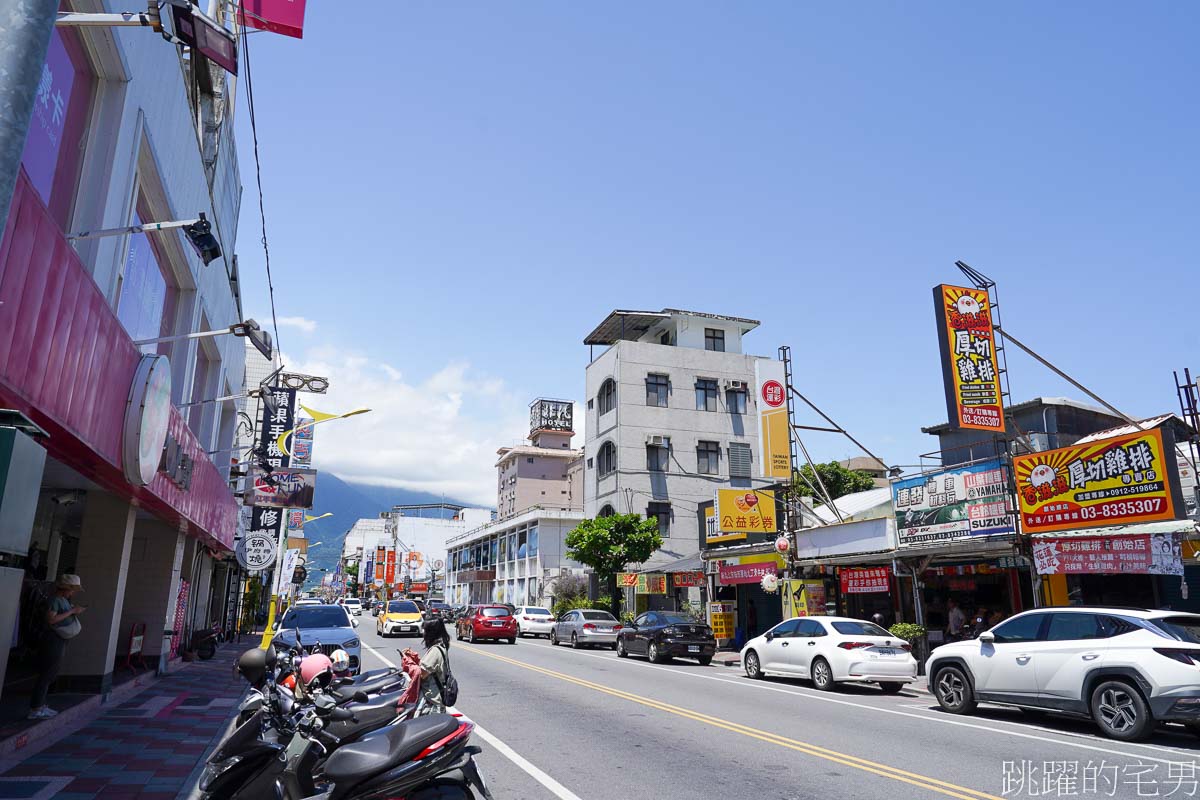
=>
[237,648,269,685]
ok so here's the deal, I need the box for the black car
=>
[617,611,717,665]
[428,601,454,621]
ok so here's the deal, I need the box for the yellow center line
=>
[458,644,1004,800]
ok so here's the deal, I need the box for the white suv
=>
[926,607,1200,741]
[342,597,363,616]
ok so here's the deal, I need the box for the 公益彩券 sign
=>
[933,284,1005,432]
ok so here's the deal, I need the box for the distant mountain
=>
[298,473,478,586]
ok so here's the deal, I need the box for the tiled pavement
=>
[0,643,248,800]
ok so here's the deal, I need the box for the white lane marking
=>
[508,641,1200,764]
[361,640,581,800]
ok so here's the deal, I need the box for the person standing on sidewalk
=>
[404,618,450,716]
[29,574,86,720]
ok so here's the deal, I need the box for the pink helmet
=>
[299,653,333,689]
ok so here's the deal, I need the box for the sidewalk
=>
[0,643,247,800]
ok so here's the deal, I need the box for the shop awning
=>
[700,541,780,561]
[1028,519,1200,540]
[792,535,1021,568]
[640,552,704,574]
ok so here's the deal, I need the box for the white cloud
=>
[280,345,529,508]
[275,316,318,333]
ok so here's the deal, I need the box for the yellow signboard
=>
[708,602,735,639]
[1014,428,1180,534]
[715,489,777,537]
[617,572,638,588]
[933,284,1005,432]
[755,359,791,479]
[782,579,827,618]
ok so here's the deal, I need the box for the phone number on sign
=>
[1079,498,1163,520]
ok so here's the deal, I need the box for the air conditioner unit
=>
[646,434,670,447]
[725,379,747,391]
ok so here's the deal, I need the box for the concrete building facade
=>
[582,309,767,568]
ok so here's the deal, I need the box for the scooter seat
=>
[330,672,403,701]
[325,690,406,742]
[322,715,461,784]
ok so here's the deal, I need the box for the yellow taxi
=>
[376,599,425,637]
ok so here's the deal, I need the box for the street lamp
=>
[69,212,222,265]
[134,318,272,360]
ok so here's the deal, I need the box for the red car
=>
[455,605,518,644]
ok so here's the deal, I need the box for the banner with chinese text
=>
[1014,428,1181,534]
[636,574,667,594]
[714,489,777,539]
[258,387,297,469]
[385,549,396,584]
[717,561,776,586]
[1032,533,1183,575]
[617,572,637,588]
[673,571,705,588]
[754,359,790,479]
[839,567,890,594]
[708,602,734,639]
[933,284,1005,432]
[375,547,386,581]
[892,459,1015,547]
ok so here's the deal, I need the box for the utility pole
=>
[0,0,59,247]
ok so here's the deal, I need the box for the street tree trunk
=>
[608,572,620,618]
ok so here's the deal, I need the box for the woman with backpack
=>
[29,574,86,720]
[404,617,455,715]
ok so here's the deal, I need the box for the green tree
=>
[565,514,663,617]
[791,461,878,506]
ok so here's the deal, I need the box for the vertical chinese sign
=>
[385,549,396,585]
[375,546,386,581]
[933,285,1005,432]
[258,388,297,470]
[754,359,791,479]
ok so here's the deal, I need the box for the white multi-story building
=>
[582,309,767,568]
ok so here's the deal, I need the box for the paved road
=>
[356,621,1200,800]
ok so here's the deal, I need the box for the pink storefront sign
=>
[718,561,777,585]
[238,0,306,39]
[0,172,238,549]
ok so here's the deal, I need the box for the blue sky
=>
[234,2,1199,505]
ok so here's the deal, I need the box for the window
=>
[587,457,593,469]
[695,379,718,412]
[498,536,507,563]
[769,619,800,637]
[697,441,720,475]
[21,27,94,228]
[597,441,616,477]
[831,621,891,637]
[728,443,752,478]
[116,205,178,354]
[796,620,827,637]
[528,527,539,557]
[1045,613,1107,641]
[597,379,616,415]
[527,457,534,463]
[646,441,669,472]
[992,613,1046,643]
[598,505,615,517]
[518,530,528,558]
[1153,616,1200,644]
[726,388,747,415]
[704,328,725,352]
[646,374,669,407]
[647,502,670,538]
[635,613,656,627]
[659,331,671,346]
[587,399,594,410]
[581,611,616,621]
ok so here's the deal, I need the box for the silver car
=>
[550,609,622,649]
[272,605,362,674]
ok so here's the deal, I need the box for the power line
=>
[238,2,282,363]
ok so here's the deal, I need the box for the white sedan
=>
[741,616,917,693]
[514,606,555,638]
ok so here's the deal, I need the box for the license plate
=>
[400,625,413,631]
[876,647,897,656]
[688,645,700,653]
[490,621,504,626]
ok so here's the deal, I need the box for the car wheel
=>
[878,682,905,695]
[550,629,559,646]
[516,625,523,638]
[1091,680,1153,742]
[507,638,516,645]
[932,665,977,714]
[572,633,581,649]
[744,650,762,679]
[617,639,629,658]
[811,658,835,691]
[648,641,669,663]
[465,627,474,643]
[698,656,713,666]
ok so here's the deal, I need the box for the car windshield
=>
[581,611,616,621]
[831,621,891,637]
[388,601,419,613]
[658,613,695,625]
[280,607,349,629]
[1154,616,1200,644]
[481,607,510,617]
[525,607,551,615]
[343,599,360,605]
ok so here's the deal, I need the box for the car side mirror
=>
[978,631,995,643]
[627,622,637,630]
[352,619,359,628]
[765,631,775,642]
